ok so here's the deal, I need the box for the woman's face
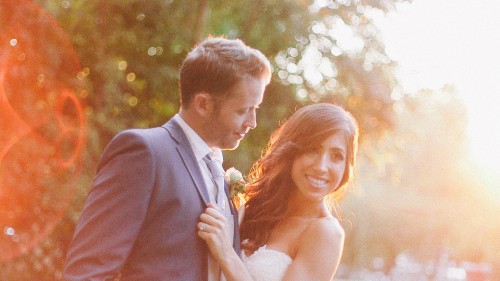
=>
[290,132,347,203]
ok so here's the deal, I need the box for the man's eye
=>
[238,107,256,115]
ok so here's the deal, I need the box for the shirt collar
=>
[173,114,223,163]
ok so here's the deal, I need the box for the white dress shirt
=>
[173,114,220,204]
[173,114,227,281]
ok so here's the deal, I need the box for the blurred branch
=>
[192,0,208,44]
[242,0,261,38]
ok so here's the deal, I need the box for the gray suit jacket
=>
[63,118,240,281]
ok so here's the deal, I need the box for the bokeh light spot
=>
[128,96,138,107]
[61,0,70,9]
[126,72,136,81]
[4,227,15,236]
[147,46,157,56]
[118,60,127,70]
[136,13,145,21]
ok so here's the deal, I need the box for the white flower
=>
[225,167,246,198]
[225,167,242,182]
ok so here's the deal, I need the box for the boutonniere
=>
[225,167,247,208]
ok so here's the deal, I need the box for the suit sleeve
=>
[63,130,155,280]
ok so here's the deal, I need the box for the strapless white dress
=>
[242,245,293,281]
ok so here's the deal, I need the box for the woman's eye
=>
[332,153,345,161]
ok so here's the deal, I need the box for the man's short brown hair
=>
[179,37,271,108]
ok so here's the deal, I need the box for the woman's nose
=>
[313,153,329,172]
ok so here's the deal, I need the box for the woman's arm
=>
[198,204,254,281]
[198,206,345,281]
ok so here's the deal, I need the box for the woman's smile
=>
[306,175,329,189]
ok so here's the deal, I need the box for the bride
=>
[198,103,359,281]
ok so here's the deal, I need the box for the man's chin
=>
[221,140,241,151]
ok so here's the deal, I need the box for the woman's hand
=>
[197,203,234,262]
[197,203,255,281]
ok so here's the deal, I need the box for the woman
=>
[198,103,359,281]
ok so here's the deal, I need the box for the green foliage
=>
[1,0,421,279]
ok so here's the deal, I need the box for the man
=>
[63,37,271,280]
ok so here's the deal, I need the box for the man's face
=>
[203,76,266,150]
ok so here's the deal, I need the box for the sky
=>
[370,0,500,191]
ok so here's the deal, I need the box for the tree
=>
[0,0,411,279]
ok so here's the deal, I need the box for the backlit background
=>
[1,0,498,280]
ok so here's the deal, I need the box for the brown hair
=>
[240,103,359,252]
[179,37,271,108]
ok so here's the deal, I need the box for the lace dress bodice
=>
[242,245,293,281]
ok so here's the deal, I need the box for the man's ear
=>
[192,92,211,116]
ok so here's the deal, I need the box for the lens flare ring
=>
[0,0,87,262]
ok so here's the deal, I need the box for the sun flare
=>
[371,0,500,199]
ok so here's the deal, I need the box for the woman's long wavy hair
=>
[240,103,359,253]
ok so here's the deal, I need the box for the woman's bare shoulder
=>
[301,216,345,246]
[286,217,345,280]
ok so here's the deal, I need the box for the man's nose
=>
[244,110,257,129]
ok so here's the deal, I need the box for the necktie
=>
[203,154,234,281]
[203,154,226,210]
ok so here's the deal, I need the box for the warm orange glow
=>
[371,0,500,199]
[0,71,32,165]
[54,88,87,168]
[0,0,87,261]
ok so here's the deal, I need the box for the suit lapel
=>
[163,118,240,251]
[162,119,210,206]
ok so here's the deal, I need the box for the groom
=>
[63,37,271,280]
